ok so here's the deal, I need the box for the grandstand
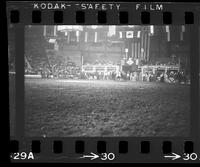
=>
[17,25,190,83]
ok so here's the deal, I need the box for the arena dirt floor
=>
[10,76,190,137]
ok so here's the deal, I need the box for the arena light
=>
[76,31,80,36]
[49,38,56,43]
[150,25,154,35]
[91,25,98,29]
[76,31,80,42]
[126,31,134,38]
[72,26,83,31]
[57,25,71,31]
[166,25,169,32]
[166,26,170,41]
[94,31,98,43]
[108,26,116,37]
[119,31,123,38]
[85,32,88,42]
[181,25,185,32]
[180,25,185,41]
[137,31,141,38]
[57,25,83,31]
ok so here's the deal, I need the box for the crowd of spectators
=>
[37,62,81,79]
[141,70,189,84]
[25,65,189,84]
[24,57,190,84]
[80,69,189,84]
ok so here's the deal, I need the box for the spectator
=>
[160,73,164,82]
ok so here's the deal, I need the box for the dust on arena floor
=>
[9,75,190,137]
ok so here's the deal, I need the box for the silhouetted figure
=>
[160,74,164,82]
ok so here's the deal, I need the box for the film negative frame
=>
[7,1,200,163]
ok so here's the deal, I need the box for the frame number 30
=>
[101,153,115,161]
[183,153,199,161]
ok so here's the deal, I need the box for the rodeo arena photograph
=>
[9,25,193,137]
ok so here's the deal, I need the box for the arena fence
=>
[82,65,120,73]
[9,71,42,78]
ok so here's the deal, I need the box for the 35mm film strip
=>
[7,1,200,163]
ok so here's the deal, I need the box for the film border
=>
[7,1,200,163]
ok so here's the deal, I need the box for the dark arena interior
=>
[9,25,191,137]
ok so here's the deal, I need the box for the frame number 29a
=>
[10,152,34,160]
[101,153,115,161]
